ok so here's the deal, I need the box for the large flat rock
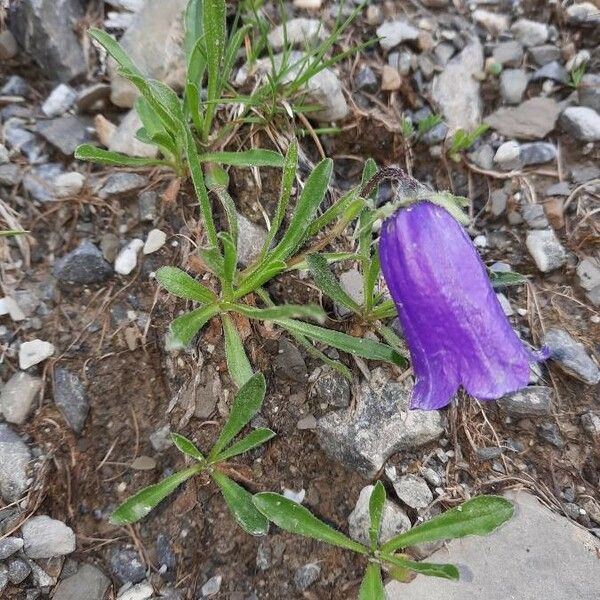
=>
[386,490,600,600]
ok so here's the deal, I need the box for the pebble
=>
[53,368,89,433]
[149,424,173,452]
[138,190,158,223]
[578,74,600,112]
[143,229,166,254]
[496,293,514,316]
[525,229,567,272]
[537,423,564,448]
[297,415,317,429]
[201,574,222,597]
[22,516,76,559]
[110,548,146,585]
[8,558,31,584]
[52,564,110,600]
[543,329,600,385]
[348,485,411,547]
[376,20,419,51]
[0,29,18,59]
[0,296,26,321]
[274,338,307,383]
[576,257,600,306]
[117,582,154,600]
[472,9,509,36]
[41,84,77,117]
[566,2,600,26]
[237,213,267,267]
[36,115,90,155]
[0,144,9,164]
[1,75,28,96]
[493,140,521,170]
[54,172,85,197]
[521,204,550,229]
[98,173,147,199]
[492,41,523,67]
[0,371,42,425]
[310,366,351,408]
[485,97,561,140]
[500,69,528,104]
[0,537,24,560]
[581,413,600,438]
[392,474,433,510]
[545,181,571,197]
[510,19,549,47]
[336,267,365,317]
[54,240,113,284]
[529,44,561,66]
[531,61,568,84]
[19,339,55,369]
[76,82,111,112]
[381,65,402,91]
[109,109,158,158]
[0,566,7,594]
[560,106,600,142]
[469,144,494,170]
[355,65,378,93]
[294,563,321,591]
[268,18,328,49]
[0,423,31,502]
[115,239,144,275]
[489,189,508,216]
[497,386,553,417]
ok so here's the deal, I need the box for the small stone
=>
[365,4,383,25]
[376,20,419,51]
[354,65,378,93]
[24,164,64,201]
[155,533,176,580]
[475,447,504,461]
[109,109,158,158]
[566,2,600,26]
[500,69,528,104]
[0,537,24,560]
[294,563,321,591]
[496,292,514,316]
[528,45,561,66]
[297,415,317,430]
[268,18,328,49]
[311,366,351,408]
[76,83,111,112]
[54,240,113,284]
[336,268,364,317]
[117,582,154,600]
[560,106,600,142]
[469,144,494,171]
[531,61,568,84]
[0,29,18,59]
[485,97,561,140]
[0,566,7,594]
[42,84,77,117]
[143,229,166,254]
[36,115,90,155]
[149,424,172,451]
[434,42,456,66]
[472,9,510,36]
[0,423,31,502]
[138,190,158,223]
[52,564,110,600]
[131,456,156,471]
[498,386,553,417]
[293,0,322,7]
[393,474,433,510]
[1,75,28,96]
[578,74,600,112]
[421,0,449,6]
[101,233,120,263]
[55,172,85,197]
[349,485,411,547]
[110,548,146,584]
[53,368,89,433]
[545,182,571,197]
[537,422,564,448]
[526,229,567,272]
[98,173,147,199]
[201,574,222,597]
[493,140,522,170]
[492,41,523,67]
[0,163,19,186]
[0,371,42,425]
[115,239,144,275]
[489,189,508,216]
[19,339,55,369]
[577,257,600,306]
[381,65,402,91]
[521,204,550,229]
[581,413,600,438]
[0,296,26,321]
[236,213,267,267]
[511,19,549,47]
[274,339,307,383]
[8,558,31,584]
[543,329,600,385]
[22,516,76,559]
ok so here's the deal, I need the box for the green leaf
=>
[306,253,360,313]
[110,465,201,525]
[74,144,168,168]
[359,563,385,600]
[226,303,325,322]
[368,481,386,551]
[212,471,269,536]
[89,27,140,74]
[381,553,459,581]
[361,158,378,190]
[199,246,225,277]
[170,304,220,346]
[219,231,237,296]
[223,24,252,86]
[199,150,285,168]
[156,266,217,302]
[271,158,333,262]
[214,428,275,462]
[288,252,359,271]
[171,433,204,461]
[307,186,360,238]
[209,372,266,459]
[381,496,514,554]
[184,0,204,60]
[489,270,528,289]
[253,493,368,554]
[275,318,406,366]
[233,260,287,299]
[221,314,254,388]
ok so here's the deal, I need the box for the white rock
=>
[268,18,328,49]
[494,140,521,170]
[472,9,510,36]
[54,172,85,197]
[117,582,154,600]
[392,474,433,510]
[115,239,144,275]
[41,84,77,118]
[526,229,567,273]
[201,575,222,597]
[109,109,158,158]
[21,516,76,559]
[496,293,514,317]
[0,296,26,321]
[560,106,600,142]
[566,2,600,26]
[377,20,419,51]
[0,144,9,164]
[510,19,548,47]
[293,0,322,8]
[0,372,42,425]
[143,229,166,254]
[19,340,55,370]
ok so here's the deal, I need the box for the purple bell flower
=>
[379,200,546,410]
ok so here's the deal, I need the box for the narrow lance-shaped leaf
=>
[368,481,386,551]
[253,492,368,554]
[380,553,459,581]
[381,496,514,554]
[359,563,385,600]
[212,471,269,536]
[226,303,325,323]
[75,145,169,168]
[199,150,285,168]
[209,372,266,459]
[306,253,360,313]
[170,304,220,346]
[88,27,139,73]
[171,433,204,461]
[221,314,254,388]
[213,428,275,462]
[110,465,201,525]
[156,266,217,303]
[219,231,237,297]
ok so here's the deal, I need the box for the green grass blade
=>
[359,563,385,600]
[156,266,217,302]
[199,149,285,167]
[221,314,254,388]
[381,553,459,581]
[75,144,169,168]
[368,481,386,551]
[170,304,220,346]
[171,433,205,461]
[213,428,275,462]
[89,27,140,74]
[306,253,360,313]
[226,303,325,322]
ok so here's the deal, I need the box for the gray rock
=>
[268,18,328,49]
[497,386,553,417]
[236,213,267,267]
[492,41,523,67]
[8,558,31,584]
[109,0,188,107]
[421,122,449,145]
[22,515,76,558]
[493,141,521,170]
[41,83,77,117]
[510,19,549,47]
[36,115,90,155]
[336,268,364,317]
[560,106,600,142]
[317,369,444,478]
[138,190,159,223]
[432,38,483,132]
[349,485,411,547]
[581,413,600,438]
[0,163,20,186]
[9,0,86,81]
[521,204,550,229]
[469,144,494,170]
[529,44,561,66]
[386,491,600,600]
[0,537,24,560]
[571,164,600,184]
[500,69,528,104]
[294,563,321,591]
[0,565,6,594]
[54,240,113,284]
[521,142,557,167]
[489,189,508,216]
[0,29,18,59]
[531,61,568,84]
[23,163,64,202]
[475,446,504,461]
[117,581,154,600]
[566,2,600,26]
[543,329,600,385]
[149,424,173,452]
[98,172,147,199]
[52,564,110,600]
[274,339,307,383]
[0,371,42,425]
[110,547,146,584]
[109,109,158,158]
[545,181,571,197]
[538,422,564,448]
[19,339,55,370]
[355,65,378,93]
[434,42,456,67]
[1,75,28,96]
[376,20,419,51]
[485,97,561,140]
[576,257,600,306]
[76,82,111,112]
[310,366,351,408]
[392,474,433,510]
[578,74,600,113]
[421,0,449,6]
[526,229,567,272]
[201,575,222,597]
[472,9,509,36]
[0,423,31,501]
[53,368,89,433]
